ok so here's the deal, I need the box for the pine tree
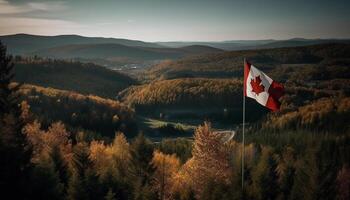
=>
[336,165,350,200]
[105,188,117,200]
[249,146,278,200]
[112,132,131,180]
[275,147,296,200]
[0,41,32,198]
[29,154,64,200]
[177,122,231,199]
[289,148,318,200]
[67,142,102,200]
[50,144,69,189]
[129,133,156,199]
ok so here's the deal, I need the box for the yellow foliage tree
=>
[151,150,180,200]
[173,122,231,199]
[89,132,131,181]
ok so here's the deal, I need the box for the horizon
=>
[1,32,350,43]
[1,0,349,42]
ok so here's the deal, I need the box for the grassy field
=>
[136,114,238,141]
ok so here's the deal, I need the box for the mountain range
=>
[157,38,350,50]
[1,34,349,66]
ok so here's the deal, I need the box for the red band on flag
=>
[244,60,251,97]
[266,81,285,111]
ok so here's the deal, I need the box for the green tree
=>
[105,188,117,200]
[275,147,296,200]
[289,148,318,200]
[249,146,278,200]
[129,133,156,199]
[29,154,64,200]
[0,41,32,198]
[50,144,69,190]
[67,142,102,200]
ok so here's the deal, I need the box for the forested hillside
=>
[1,39,350,200]
[146,43,350,80]
[118,78,267,122]
[13,58,137,98]
[19,84,137,138]
[0,34,163,55]
[31,43,222,61]
[120,43,350,131]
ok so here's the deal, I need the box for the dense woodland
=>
[120,44,350,128]
[19,84,137,138]
[1,40,350,200]
[13,56,136,98]
[146,43,350,80]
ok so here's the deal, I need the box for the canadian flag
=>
[244,60,284,111]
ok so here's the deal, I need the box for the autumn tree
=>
[174,122,231,199]
[0,41,32,198]
[89,132,133,199]
[151,150,180,200]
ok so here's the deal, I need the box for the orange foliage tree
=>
[151,150,180,200]
[173,122,231,199]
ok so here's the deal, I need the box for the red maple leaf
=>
[250,75,265,95]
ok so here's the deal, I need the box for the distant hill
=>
[178,45,224,54]
[14,59,137,98]
[2,34,349,56]
[30,43,223,61]
[146,43,350,80]
[254,38,350,49]
[157,38,350,50]
[157,40,274,50]
[0,33,164,55]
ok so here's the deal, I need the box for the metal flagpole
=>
[242,58,246,190]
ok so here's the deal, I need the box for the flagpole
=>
[242,58,246,190]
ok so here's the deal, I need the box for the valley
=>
[2,35,348,139]
[1,1,349,199]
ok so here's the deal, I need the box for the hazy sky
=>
[0,0,349,41]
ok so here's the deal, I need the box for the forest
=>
[1,39,350,200]
[13,56,137,98]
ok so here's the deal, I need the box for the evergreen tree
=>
[129,133,156,199]
[67,142,102,200]
[336,165,350,200]
[0,41,32,198]
[275,147,296,200]
[50,145,69,190]
[105,188,117,200]
[201,178,233,200]
[249,146,278,200]
[289,148,318,200]
[29,154,64,200]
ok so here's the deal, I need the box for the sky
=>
[0,0,349,42]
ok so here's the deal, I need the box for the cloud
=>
[0,0,32,14]
[0,16,83,36]
[28,1,67,12]
[0,0,66,15]
[0,0,76,36]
